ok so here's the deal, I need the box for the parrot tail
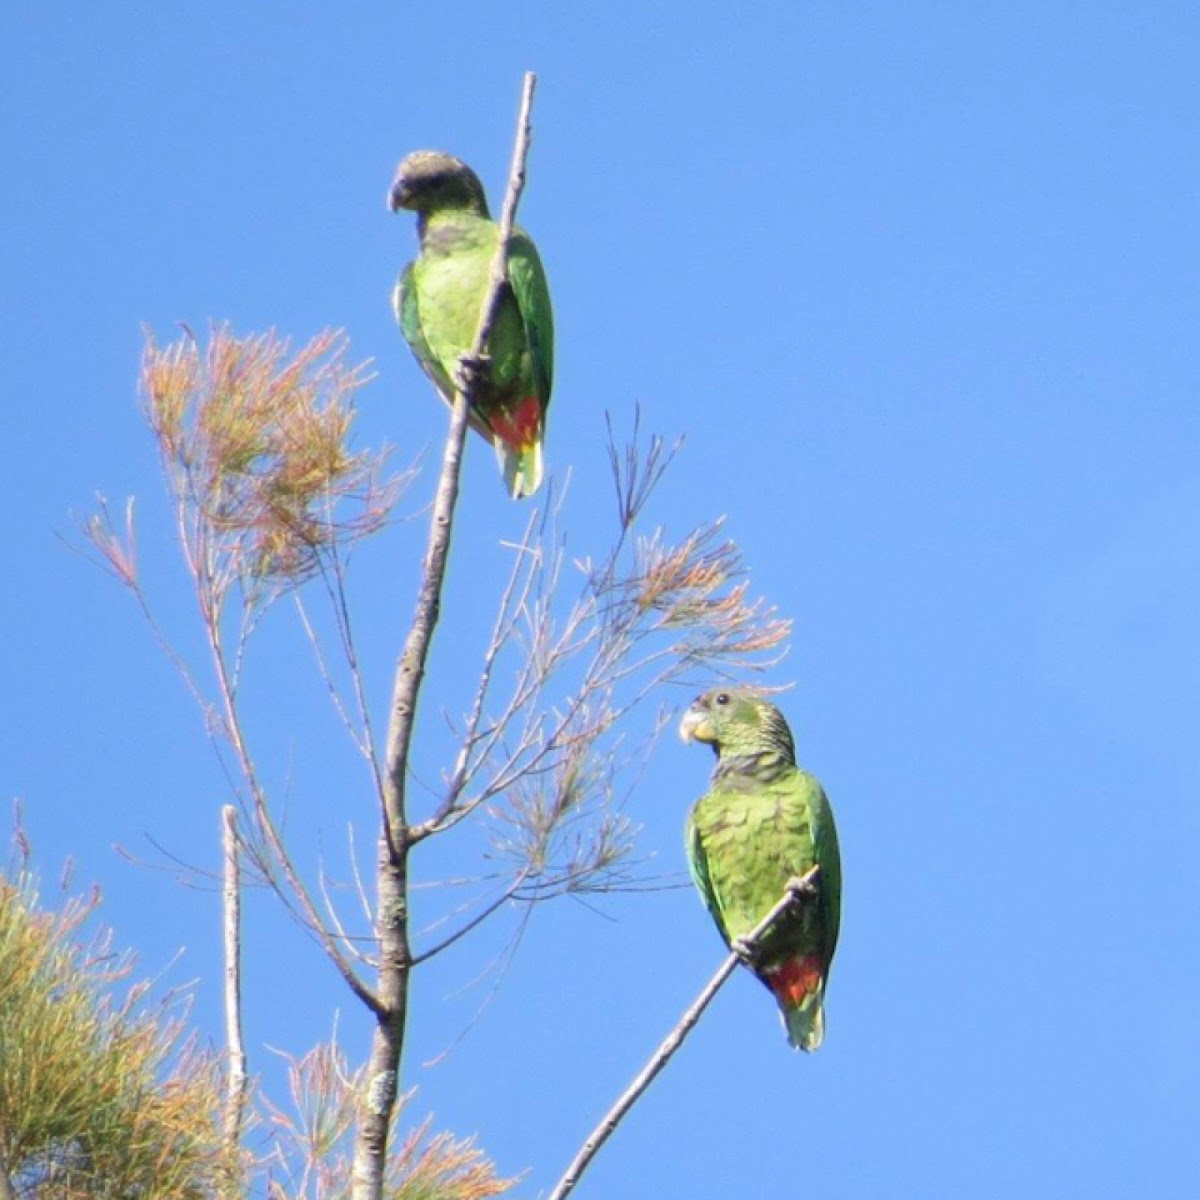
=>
[489,397,545,499]
[495,437,543,499]
[764,955,827,1052]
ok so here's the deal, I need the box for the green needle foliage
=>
[0,861,236,1198]
[262,1044,518,1200]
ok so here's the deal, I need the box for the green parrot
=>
[679,688,842,1051]
[388,150,554,499]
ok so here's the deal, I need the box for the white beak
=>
[678,706,705,743]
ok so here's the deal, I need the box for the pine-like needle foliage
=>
[140,324,399,591]
[0,864,236,1198]
[262,1044,518,1200]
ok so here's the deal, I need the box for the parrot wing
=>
[810,779,842,966]
[394,262,454,402]
[507,229,554,404]
[685,801,732,950]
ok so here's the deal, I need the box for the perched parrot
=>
[679,688,842,1051]
[388,150,554,499]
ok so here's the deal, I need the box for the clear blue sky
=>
[4,4,1199,1196]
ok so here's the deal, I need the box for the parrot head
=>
[389,151,490,217]
[679,688,796,764]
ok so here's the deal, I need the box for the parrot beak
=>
[678,705,713,745]
[388,174,413,212]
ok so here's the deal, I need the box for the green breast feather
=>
[686,770,840,962]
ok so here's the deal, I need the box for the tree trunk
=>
[351,830,412,1200]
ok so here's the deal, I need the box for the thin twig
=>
[545,867,820,1200]
[317,855,374,966]
[294,591,369,759]
[409,867,531,965]
[346,821,375,929]
[317,540,389,804]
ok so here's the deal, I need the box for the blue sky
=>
[4,4,1199,1196]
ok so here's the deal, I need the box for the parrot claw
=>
[732,936,759,966]
[454,352,492,396]
[786,869,820,905]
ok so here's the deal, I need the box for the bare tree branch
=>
[203,590,381,1015]
[352,71,540,1200]
[132,324,392,1010]
[221,805,248,1160]
[545,868,821,1200]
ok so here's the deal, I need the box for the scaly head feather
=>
[388,151,490,225]
[679,688,796,783]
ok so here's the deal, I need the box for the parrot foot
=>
[785,868,820,905]
[454,352,492,396]
[731,936,760,966]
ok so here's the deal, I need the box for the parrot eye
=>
[715,693,729,706]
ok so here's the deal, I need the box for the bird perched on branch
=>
[680,688,842,1051]
[389,150,554,499]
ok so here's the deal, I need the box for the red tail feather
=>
[489,395,542,449]
[764,955,823,1008]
